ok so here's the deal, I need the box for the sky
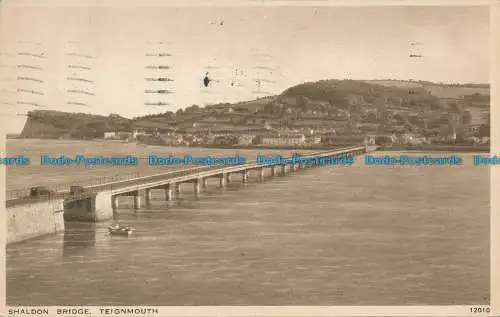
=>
[0,2,491,133]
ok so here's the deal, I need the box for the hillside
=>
[279,79,440,108]
[20,111,133,139]
[19,79,490,139]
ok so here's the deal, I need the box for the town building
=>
[255,132,306,146]
[306,135,322,144]
[132,128,152,139]
[104,131,131,140]
[321,135,367,146]
[237,134,256,146]
[104,132,116,139]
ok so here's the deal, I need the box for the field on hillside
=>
[232,96,277,110]
[366,80,490,98]
[365,80,423,89]
[423,85,490,98]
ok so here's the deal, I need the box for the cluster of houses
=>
[102,126,489,148]
[103,129,158,141]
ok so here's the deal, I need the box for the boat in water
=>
[108,224,134,236]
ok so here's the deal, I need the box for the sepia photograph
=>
[0,0,497,315]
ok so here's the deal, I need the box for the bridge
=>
[7,145,373,208]
[6,145,374,243]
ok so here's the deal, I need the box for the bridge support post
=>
[242,170,249,183]
[202,178,208,188]
[281,165,287,175]
[164,184,173,201]
[174,183,181,195]
[194,179,201,195]
[271,166,277,177]
[226,173,232,183]
[145,189,152,204]
[219,174,226,188]
[133,191,141,209]
[112,195,119,209]
[292,163,298,172]
[259,167,265,180]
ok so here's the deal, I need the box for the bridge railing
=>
[6,146,365,203]
[6,171,143,201]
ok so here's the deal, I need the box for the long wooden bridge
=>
[7,145,374,222]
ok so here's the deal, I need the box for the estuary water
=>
[5,143,490,306]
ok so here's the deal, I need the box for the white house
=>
[104,132,116,139]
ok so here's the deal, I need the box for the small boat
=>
[108,224,134,236]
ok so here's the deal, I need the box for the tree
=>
[185,104,200,112]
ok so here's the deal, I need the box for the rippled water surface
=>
[6,142,490,305]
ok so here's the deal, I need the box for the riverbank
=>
[10,137,491,152]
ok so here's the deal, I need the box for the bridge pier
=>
[281,165,287,175]
[202,178,208,188]
[259,167,265,180]
[174,183,181,195]
[226,173,232,183]
[112,195,119,209]
[242,170,249,183]
[271,166,277,177]
[133,191,141,209]
[145,189,152,205]
[219,174,226,188]
[164,184,173,201]
[194,178,201,195]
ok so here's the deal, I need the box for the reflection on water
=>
[6,153,490,306]
[63,222,96,257]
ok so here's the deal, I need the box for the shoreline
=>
[379,145,490,153]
